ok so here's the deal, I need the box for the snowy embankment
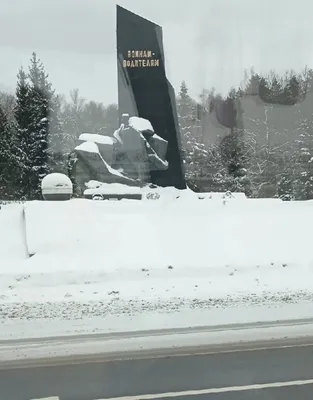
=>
[1,190,313,339]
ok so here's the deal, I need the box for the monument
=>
[117,5,185,189]
[70,6,186,195]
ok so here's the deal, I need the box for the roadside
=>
[2,319,313,365]
[1,293,313,340]
[1,195,313,340]
[3,336,313,400]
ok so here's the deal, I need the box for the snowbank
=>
[19,198,313,271]
[0,204,28,264]
[1,196,313,337]
[3,320,313,361]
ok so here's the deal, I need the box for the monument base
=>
[85,193,142,201]
[43,193,72,201]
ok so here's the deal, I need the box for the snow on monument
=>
[41,173,73,201]
[69,6,186,196]
[72,115,170,195]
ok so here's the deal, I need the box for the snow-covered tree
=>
[217,91,251,195]
[0,104,14,198]
[12,67,34,199]
[283,75,300,106]
[177,81,201,143]
[291,114,313,200]
[0,91,15,122]
[34,54,73,181]
[244,70,261,96]
[176,81,208,188]
[12,53,68,199]
[277,173,294,201]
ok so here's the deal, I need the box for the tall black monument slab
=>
[116,5,186,189]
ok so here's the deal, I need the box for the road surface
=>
[1,340,313,400]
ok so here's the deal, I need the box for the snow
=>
[41,173,73,191]
[1,196,313,339]
[1,302,313,341]
[75,142,134,181]
[75,141,99,154]
[129,116,154,132]
[83,183,195,199]
[79,133,115,145]
[152,133,167,144]
[84,181,142,195]
[0,204,28,265]
[113,128,122,143]
[2,321,313,362]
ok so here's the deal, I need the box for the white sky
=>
[1,0,313,104]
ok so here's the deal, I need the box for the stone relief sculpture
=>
[71,114,169,192]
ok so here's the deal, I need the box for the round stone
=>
[41,173,73,201]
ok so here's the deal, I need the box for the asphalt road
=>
[1,342,313,400]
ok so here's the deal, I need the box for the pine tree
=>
[283,75,300,105]
[27,53,51,195]
[176,81,208,188]
[0,91,15,122]
[13,53,68,199]
[245,73,261,96]
[259,77,271,103]
[0,105,14,198]
[29,53,72,186]
[292,115,313,200]
[270,76,283,104]
[12,67,33,199]
[277,173,294,201]
[219,91,251,194]
[177,81,200,136]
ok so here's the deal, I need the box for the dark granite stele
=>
[116,5,185,189]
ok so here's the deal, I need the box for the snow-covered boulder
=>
[41,173,73,201]
[75,141,99,154]
[71,116,169,191]
[78,133,115,146]
[129,116,154,133]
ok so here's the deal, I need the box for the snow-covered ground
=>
[1,189,313,339]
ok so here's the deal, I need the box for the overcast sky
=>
[1,0,313,104]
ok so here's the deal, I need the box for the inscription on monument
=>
[123,50,160,68]
[117,5,186,189]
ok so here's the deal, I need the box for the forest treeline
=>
[1,53,313,200]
